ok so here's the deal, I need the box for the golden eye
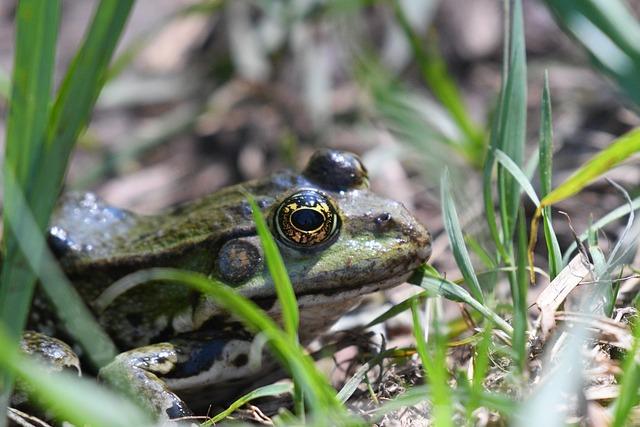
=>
[274,189,340,249]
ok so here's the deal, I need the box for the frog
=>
[25,149,432,419]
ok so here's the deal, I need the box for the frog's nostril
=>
[374,212,392,231]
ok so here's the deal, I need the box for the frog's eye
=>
[274,189,340,249]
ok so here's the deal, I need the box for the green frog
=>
[26,149,431,419]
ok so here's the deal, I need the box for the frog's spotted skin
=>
[27,149,431,419]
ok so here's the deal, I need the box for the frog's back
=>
[48,170,305,281]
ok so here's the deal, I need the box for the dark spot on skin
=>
[166,399,193,419]
[156,356,166,364]
[232,353,248,367]
[216,239,261,284]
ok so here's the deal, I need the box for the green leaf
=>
[246,194,299,340]
[441,170,484,303]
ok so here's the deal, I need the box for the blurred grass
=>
[1,0,133,423]
[0,325,151,427]
[544,0,640,108]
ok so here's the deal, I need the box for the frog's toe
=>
[20,331,81,375]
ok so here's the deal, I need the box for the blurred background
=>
[0,0,639,301]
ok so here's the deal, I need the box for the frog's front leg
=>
[99,343,192,419]
[100,334,261,420]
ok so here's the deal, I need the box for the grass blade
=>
[0,2,61,420]
[611,310,640,426]
[0,326,152,427]
[1,0,60,342]
[410,266,513,336]
[495,150,540,206]
[544,0,640,107]
[441,170,484,303]
[562,195,640,263]
[513,208,528,372]
[109,268,344,416]
[529,127,640,262]
[540,128,640,207]
[411,299,453,427]
[391,0,484,166]
[468,323,493,417]
[31,0,135,219]
[3,171,118,367]
[497,0,527,242]
[539,72,562,278]
[205,383,293,425]
[246,194,299,340]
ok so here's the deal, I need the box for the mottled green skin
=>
[33,150,431,418]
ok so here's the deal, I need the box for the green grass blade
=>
[496,0,527,242]
[513,208,528,372]
[410,267,513,336]
[204,383,293,425]
[391,0,484,166]
[365,291,428,328]
[562,195,640,264]
[246,194,299,340]
[31,0,134,219]
[336,350,393,404]
[495,150,540,206]
[3,171,118,367]
[0,66,9,101]
[1,0,60,340]
[611,311,640,427]
[110,268,343,416]
[0,326,152,427]
[372,384,515,420]
[410,299,453,427]
[4,0,59,185]
[441,170,484,303]
[540,128,640,208]
[468,323,493,417]
[539,72,562,277]
[0,2,61,420]
[544,0,640,107]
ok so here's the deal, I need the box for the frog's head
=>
[224,150,431,303]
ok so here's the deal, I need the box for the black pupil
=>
[291,209,324,231]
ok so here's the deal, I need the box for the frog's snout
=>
[371,204,432,264]
[412,221,432,263]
